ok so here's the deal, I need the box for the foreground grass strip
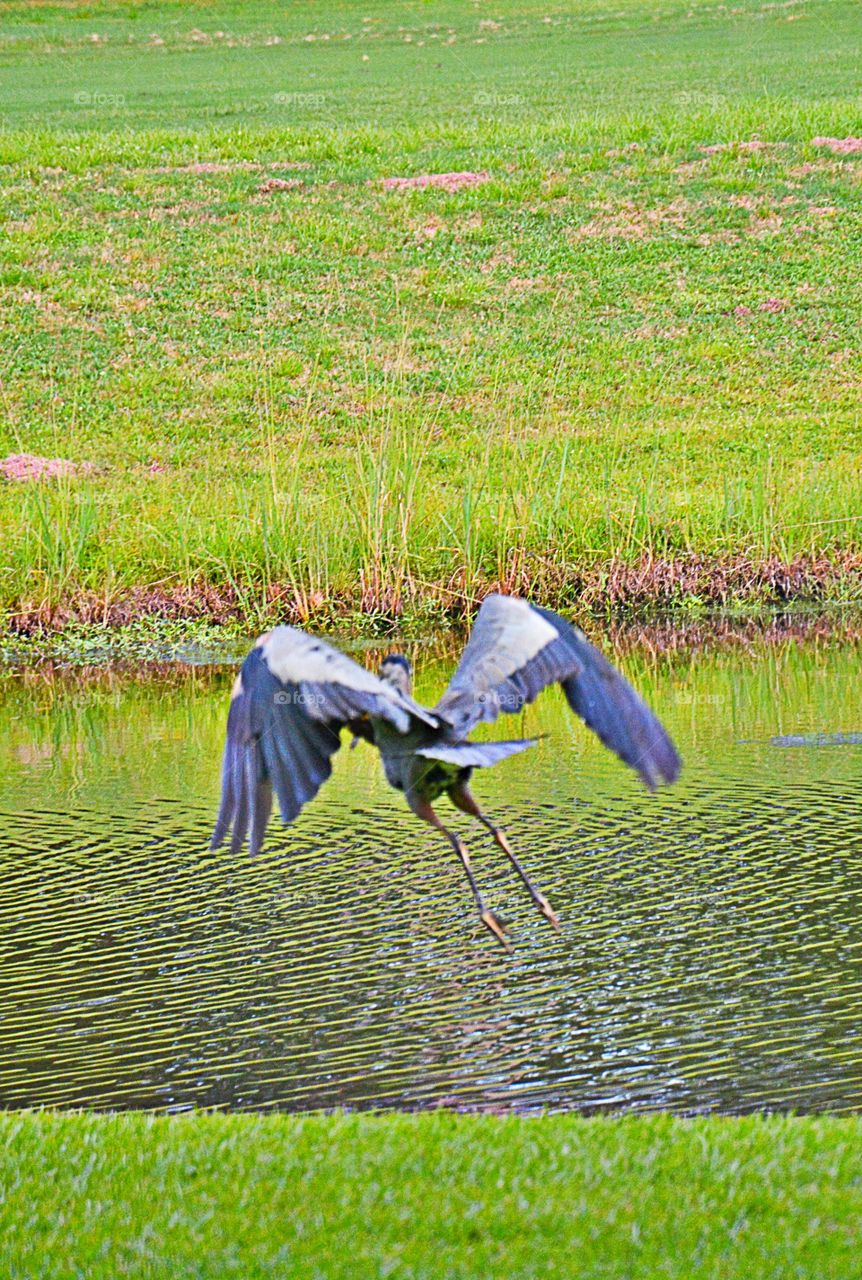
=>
[1,1113,861,1277]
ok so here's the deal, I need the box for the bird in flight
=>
[212,594,680,949]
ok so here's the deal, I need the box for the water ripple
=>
[1,639,862,1113]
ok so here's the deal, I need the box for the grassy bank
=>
[2,0,862,627]
[2,1112,861,1277]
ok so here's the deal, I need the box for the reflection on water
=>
[1,631,862,1115]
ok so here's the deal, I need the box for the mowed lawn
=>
[1,0,861,621]
[3,1112,862,1278]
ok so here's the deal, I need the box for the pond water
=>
[1,625,861,1115]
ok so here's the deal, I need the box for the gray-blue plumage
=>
[211,595,681,946]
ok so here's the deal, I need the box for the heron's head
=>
[378,653,412,696]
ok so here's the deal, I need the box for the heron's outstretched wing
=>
[435,595,680,789]
[212,627,437,855]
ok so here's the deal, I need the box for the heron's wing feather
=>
[558,638,681,790]
[210,684,275,857]
[416,738,538,768]
[435,595,680,789]
[435,595,581,732]
[211,627,434,855]
[255,627,437,730]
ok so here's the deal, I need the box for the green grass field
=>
[1,0,861,628]
[2,1112,862,1278]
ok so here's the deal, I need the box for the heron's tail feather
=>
[416,737,539,768]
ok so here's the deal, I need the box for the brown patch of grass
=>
[575,552,862,612]
[812,136,862,155]
[604,143,642,159]
[258,177,304,194]
[699,139,778,154]
[505,276,546,293]
[410,215,446,241]
[480,250,516,273]
[573,197,693,241]
[0,453,93,481]
[380,172,490,192]
[673,159,708,178]
[696,229,741,246]
[179,161,259,174]
[9,552,862,636]
[631,322,687,340]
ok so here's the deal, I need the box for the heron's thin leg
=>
[407,793,511,951]
[449,786,560,931]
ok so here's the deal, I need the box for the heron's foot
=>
[533,892,561,932]
[480,908,512,952]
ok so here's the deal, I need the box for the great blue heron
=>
[212,594,680,949]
